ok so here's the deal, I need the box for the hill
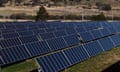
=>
[0,0,120,6]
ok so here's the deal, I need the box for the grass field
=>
[62,46,120,72]
[1,59,38,72]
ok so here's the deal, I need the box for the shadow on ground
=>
[102,61,120,72]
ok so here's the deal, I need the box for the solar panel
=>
[65,28,77,35]
[83,41,104,56]
[56,27,65,31]
[100,28,111,36]
[3,33,19,39]
[80,32,94,42]
[16,28,28,32]
[37,24,46,28]
[85,26,96,31]
[25,41,51,56]
[98,37,115,51]
[40,32,55,40]
[45,28,56,32]
[91,30,102,39]
[110,35,120,46]
[1,21,120,67]
[0,24,4,29]
[28,27,38,30]
[47,37,67,50]
[18,31,34,37]
[28,24,37,28]
[63,34,79,46]
[76,27,86,32]
[108,27,116,34]
[1,29,15,34]
[0,45,30,65]
[63,46,89,65]
[36,52,70,72]
[33,29,45,35]
[45,23,52,28]
[15,25,26,29]
[0,38,22,48]
[0,57,3,66]
[20,35,39,44]
[5,24,16,29]
[54,30,67,37]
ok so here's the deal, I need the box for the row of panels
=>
[0,27,117,50]
[36,35,118,72]
[36,36,116,72]
[0,34,80,66]
[0,27,116,49]
[1,32,118,66]
[0,21,107,29]
[0,24,100,35]
[0,25,116,40]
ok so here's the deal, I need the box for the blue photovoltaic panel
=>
[91,30,102,39]
[0,58,3,66]
[20,35,39,44]
[5,24,16,29]
[65,28,76,35]
[25,41,51,56]
[99,37,115,51]
[115,26,120,32]
[64,34,79,46]
[76,27,86,32]
[0,45,30,65]
[51,23,60,28]
[0,24,4,29]
[3,33,19,39]
[100,28,111,36]
[36,52,70,72]
[84,26,96,31]
[80,32,94,42]
[1,29,15,34]
[33,29,45,35]
[108,27,116,34]
[15,25,26,29]
[40,32,55,40]
[45,23,52,28]
[16,28,28,32]
[28,27,38,30]
[37,24,46,28]
[0,38,22,48]
[45,28,56,32]
[54,30,67,37]
[110,35,120,46]
[63,46,89,65]
[47,37,67,50]
[56,27,65,31]
[83,41,103,56]
[18,31,33,36]
[28,24,37,28]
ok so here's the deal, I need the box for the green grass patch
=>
[62,46,120,72]
[1,59,38,72]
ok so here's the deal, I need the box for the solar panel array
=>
[0,21,120,72]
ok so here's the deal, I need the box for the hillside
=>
[0,0,120,6]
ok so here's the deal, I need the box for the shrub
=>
[35,6,49,21]
[91,13,107,21]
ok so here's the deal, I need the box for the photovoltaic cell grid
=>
[0,21,120,71]
[36,38,115,72]
[0,34,80,66]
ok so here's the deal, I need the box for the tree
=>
[35,6,49,21]
[91,12,107,21]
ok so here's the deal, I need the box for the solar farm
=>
[0,21,120,72]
